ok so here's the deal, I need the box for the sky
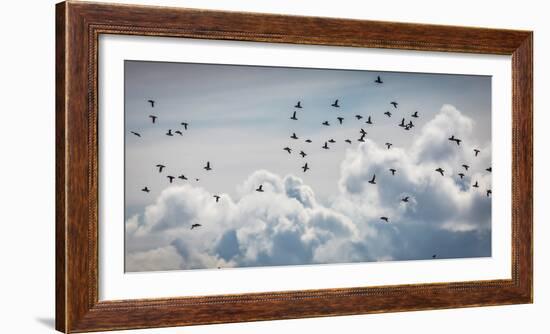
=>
[124,60,492,272]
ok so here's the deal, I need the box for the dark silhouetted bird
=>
[328,139,336,143]
[458,173,465,179]
[156,164,165,173]
[385,142,392,149]
[149,115,157,123]
[256,185,264,192]
[147,100,155,107]
[295,101,302,108]
[178,174,187,180]
[448,135,461,145]
[302,163,310,172]
[411,111,419,118]
[360,128,367,136]
[141,187,150,193]
[404,125,411,131]
[462,164,470,171]
[337,117,344,124]
[366,116,373,124]
[181,122,188,130]
[486,167,492,172]
[290,111,298,120]
[167,175,175,183]
[204,161,212,171]
[389,168,396,175]
[390,101,398,108]
[195,178,200,182]
[368,174,376,184]
[331,99,340,108]
[375,76,383,84]
[355,115,363,120]
[283,147,292,154]
[384,111,392,117]
[408,120,414,128]
[299,151,307,158]
[473,181,479,188]
[435,168,445,176]
[322,121,330,126]
[213,195,221,202]
[358,134,366,142]
[166,129,173,136]
[305,139,312,143]
[290,133,298,139]
[399,118,405,127]
[432,254,437,259]
[322,142,329,149]
[191,223,201,230]
[401,196,409,202]
[380,217,389,222]
[487,189,492,197]
[130,131,141,137]
[345,139,352,144]
[474,149,480,157]
[175,130,183,136]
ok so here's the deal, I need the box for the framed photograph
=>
[56,1,532,332]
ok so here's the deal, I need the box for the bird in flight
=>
[204,161,212,171]
[389,168,397,175]
[360,128,367,136]
[462,164,470,171]
[384,111,392,117]
[322,142,330,149]
[435,168,445,176]
[328,139,336,143]
[295,101,302,108]
[302,163,310,172]
[432,254,437,259]
[472,181,479,188]
[147,99,155,107]
[299,151,307,158]
[337,117,344,124]
[149,115,157,123]
[390,101,398,108]
[448,135,461,145]
[401,196,409,202]
[195,178,200,182]
[368,174,376,184]
[486,189,492,197]
[156,164,165,173]
[375,76,383,84]
[322,121,330,126]
[486,167,492,172]
[305,139,312,143]
[474,149,481,157]
[290,133,299,139]
[331,99,340,108]
[399,118,406,127]
[380,216,389,222]
[130,131,141,137]
[141,187,150,193]
[255,185,264,192]
[191,223,202,230]
[366,116,373,124]
[458,173,465,179]
[358,134,366,142]
[181,122,189,130]
[166,129,173,136]
[178,174,187,180]
[213,195,221,202]
[407,120,414,128]
[290,111,298,120]
[385,142,393,149]
[167,175,175,183]
[355,115,363,120]
[411,111,419,118]
[283,147,292,154]
[404,125,411,131]
[345,139,352,144]
[175,130,183,136]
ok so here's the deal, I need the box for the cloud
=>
[126,105,491,272]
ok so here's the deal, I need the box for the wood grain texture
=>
[55,1,533,332]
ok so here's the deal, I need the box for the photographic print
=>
[124,60,492,272]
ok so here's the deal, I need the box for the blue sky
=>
[124,60,492,272]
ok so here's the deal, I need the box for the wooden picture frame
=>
[56,1,533,332]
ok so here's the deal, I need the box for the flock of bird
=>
[131,75,491,237]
